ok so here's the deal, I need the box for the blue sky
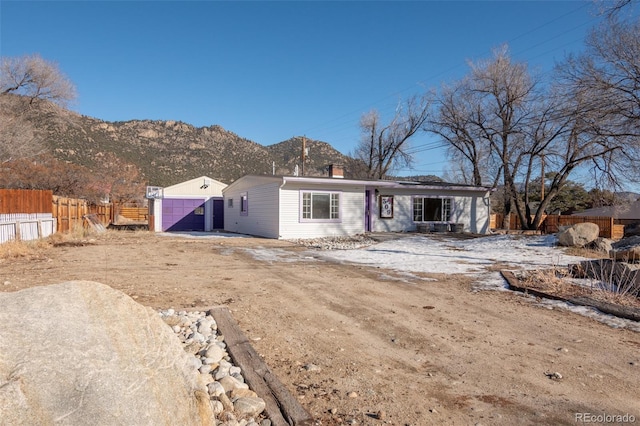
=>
[0,1,614,179]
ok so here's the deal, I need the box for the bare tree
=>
[559,12,640,186]
[354,93,432,179]
[429,77,500,186]
[429,46,537,229]
[432,42,638,230]
[1,55,76,163]
[1,54,76,106]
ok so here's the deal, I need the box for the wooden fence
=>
[491,213,626,239]
[0,189,53,214]
[53,197,118,232]
[113,204,148,223]
[52,196,89,233]
[0,190,148,242]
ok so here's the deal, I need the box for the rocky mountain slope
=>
[1,94,351,187]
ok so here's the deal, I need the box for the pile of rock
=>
[158,309,269,426]
[288,234,377,250]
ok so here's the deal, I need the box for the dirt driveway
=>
[2,231,639,425]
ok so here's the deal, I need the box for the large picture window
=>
[301,191,340,221]
[413,197,452,222]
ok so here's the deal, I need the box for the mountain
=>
[1,94,351,187]
[266,136,352,177]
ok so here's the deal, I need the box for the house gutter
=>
[278,176,492,192]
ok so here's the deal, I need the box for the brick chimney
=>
[328,164,344,178]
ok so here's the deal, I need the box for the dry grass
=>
[519,268,640,309]
[0,225,114,260]
[563,246,609,259]
[0,238,51,260]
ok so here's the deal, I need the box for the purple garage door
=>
[162,199,205,231]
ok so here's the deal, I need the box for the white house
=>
[222,168,492,239]
[148,176,227,232]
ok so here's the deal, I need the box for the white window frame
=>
[300,190,341,222]
[413,196,452,222]
[240,192,248,216]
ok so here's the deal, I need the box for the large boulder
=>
[0,281,214,426]
[557,222,600,247]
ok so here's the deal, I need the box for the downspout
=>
[278,177,287,239]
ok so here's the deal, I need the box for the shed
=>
[148,176,227,232]
[222,173,492,239]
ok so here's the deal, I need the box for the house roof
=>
[223,174,493,193]
[573,200,640,220]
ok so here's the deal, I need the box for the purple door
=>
[365,190,372,232]
[212,198,224,229]
[162,198,205,231]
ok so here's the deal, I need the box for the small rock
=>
[303,363,321,372]
[207,381,225,397]
[231,387,258,400]
[204,343,225,363]
[375,410,386,420]
[234,396,266,417]
[546,372,563,380]
[329,408,338,415]
[219,410,237,423]
[210,400,224,414]
[219,374,249,392]
[347,391,358,398]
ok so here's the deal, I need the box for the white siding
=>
[223,180,281,238]
[450,192,491,234]
[371,188,491,234]
[371,192,416,233]
[163,176,227,197]
[278,182,365,239]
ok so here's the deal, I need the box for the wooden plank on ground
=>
[209,306,314,426]
[500,270,640,322]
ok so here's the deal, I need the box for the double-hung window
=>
[413,197,452,222]
[301,191,340,221]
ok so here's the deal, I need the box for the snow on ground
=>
[313,234,587,275]
[162,231,638,332]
